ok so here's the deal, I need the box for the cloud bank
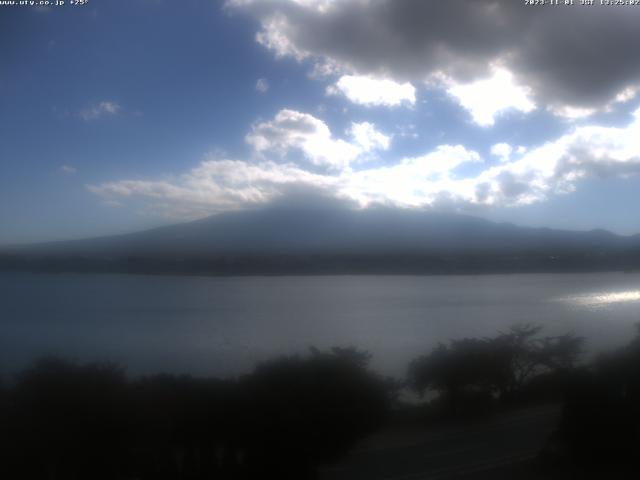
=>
[89,107,640,218]
[227,0,640,117]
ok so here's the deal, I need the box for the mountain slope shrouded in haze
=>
[2,208,640,275]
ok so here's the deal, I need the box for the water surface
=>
[1,272,639,377]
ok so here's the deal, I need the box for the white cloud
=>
[254,11,308,61]
[614,86,637,104]
[549,105,596,120]
[343,145,482,208]
[255,78,270,92]
[60,164,77,175]
[88,157,335,219]
[246,109,379,169]
[349,122,391,152]
[345,111,640,208]
[471,108,640,206]
[89,107,640,217]
[327,75,416,107]
[490,143,512,163]
[79,101,121,121]
[446,68,535,126]
[87,145,480,217]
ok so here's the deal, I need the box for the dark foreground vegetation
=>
[548,328,640,478]
[0,347,392,480]
[1,325,640,479]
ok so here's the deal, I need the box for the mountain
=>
[2,208,640,275]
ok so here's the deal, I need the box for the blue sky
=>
[2,0,640,244]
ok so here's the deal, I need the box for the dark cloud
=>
[228,0,640,111]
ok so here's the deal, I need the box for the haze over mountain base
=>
[2,208,639,276]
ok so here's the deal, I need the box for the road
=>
[320,404,561,480]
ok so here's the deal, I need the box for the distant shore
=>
[2,251,640,277]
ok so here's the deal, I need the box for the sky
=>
[2,0,640,244]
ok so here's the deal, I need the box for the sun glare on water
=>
[557,290,640,308]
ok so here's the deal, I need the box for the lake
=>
[1,272,640,378]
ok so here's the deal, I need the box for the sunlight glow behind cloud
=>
[446,69,535,126]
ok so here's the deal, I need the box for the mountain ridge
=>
[2,208,640,275]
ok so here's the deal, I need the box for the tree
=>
[408,338,503,414]
[408,325,585,413]
[8,357,129,480]
[242,346,394,476]
[487,324,584,400]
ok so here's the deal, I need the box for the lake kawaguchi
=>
[1,271,640,379]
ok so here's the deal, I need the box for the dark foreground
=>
[2,324,640,479]
[321,404,560,480]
